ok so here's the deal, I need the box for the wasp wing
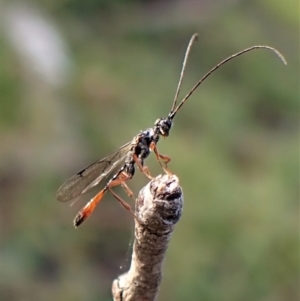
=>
[56,142,131,203]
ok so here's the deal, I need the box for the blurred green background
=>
[0,1,298,300]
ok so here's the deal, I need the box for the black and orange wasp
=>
[56,34,286,227]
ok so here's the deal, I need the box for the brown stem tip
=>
[112,174,183,301]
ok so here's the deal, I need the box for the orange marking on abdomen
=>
[73,188,107,227]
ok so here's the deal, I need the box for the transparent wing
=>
[56,142,131,202]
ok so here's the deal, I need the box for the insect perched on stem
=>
[56,33,286,227]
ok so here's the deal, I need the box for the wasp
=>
[56,33,286,227]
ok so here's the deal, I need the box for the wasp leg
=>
[121,182,135,200]
[105,171,141,224]
[150,142,172,175]
[133,154,153,180]
[107,187,141,225]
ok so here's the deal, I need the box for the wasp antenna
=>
[170,33,198,114]
[169,45,287,119]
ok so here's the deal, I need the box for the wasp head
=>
[154,117,172,137]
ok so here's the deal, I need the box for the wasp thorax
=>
[154,117,172,137]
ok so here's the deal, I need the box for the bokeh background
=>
[0,1,299,300]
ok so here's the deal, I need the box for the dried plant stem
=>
[112,174,183,301]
